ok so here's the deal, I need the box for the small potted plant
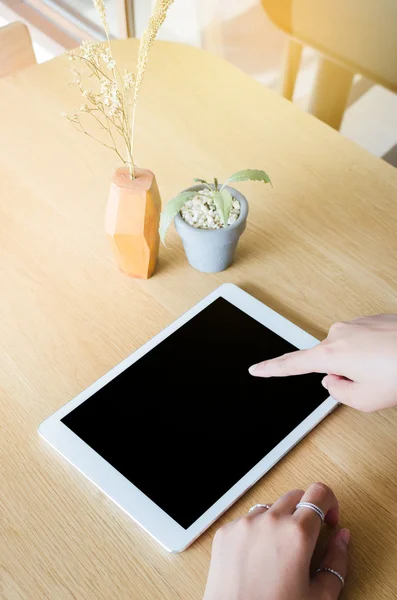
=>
[160,170,271,272]
[63,0,174,279]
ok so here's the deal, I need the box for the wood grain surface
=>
[1,39,397,600]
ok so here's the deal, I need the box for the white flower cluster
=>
[123,71,135,91]
[181,189,240,230]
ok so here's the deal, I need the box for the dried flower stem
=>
[64,0,173,180]
[90,2,130,175]
[93,0,118,83]
[72,116,126,164]
[130,0,175,177]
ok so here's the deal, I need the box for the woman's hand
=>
[249,315,397,412]
[204,483,349,600]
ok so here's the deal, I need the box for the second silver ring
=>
[295,502,325,524]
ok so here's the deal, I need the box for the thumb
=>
[312,528,350,598]
[322,375,357,406]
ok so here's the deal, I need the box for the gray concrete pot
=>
[174,184,249,273]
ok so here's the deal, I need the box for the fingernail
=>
[249,364,258,375]
[339,528,351,546]
[322,377,328,390]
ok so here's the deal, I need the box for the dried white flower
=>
[93,0,109,34]
[64,111,79,124]
[63,0,174,180]
[100,78,110,94]
[123,71,135,90]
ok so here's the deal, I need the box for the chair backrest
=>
[0,22,36,78]
[261,0,397,92]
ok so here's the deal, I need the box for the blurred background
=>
[1,0,396,165]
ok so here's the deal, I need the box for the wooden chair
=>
[0,22,36,78]
[261,0,397,130]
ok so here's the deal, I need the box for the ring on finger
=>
[248,503,271,514]
[295,501,325,524]
[316,567,345,588]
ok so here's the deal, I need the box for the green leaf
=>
[221,189,233,225]
[213,189,233,226]
[193,178,212,189]
[159,191,196,245]
[221,169,272,190]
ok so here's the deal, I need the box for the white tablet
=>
[39,284,337,553]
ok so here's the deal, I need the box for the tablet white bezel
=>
[39,283,337,553]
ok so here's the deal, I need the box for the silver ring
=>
[295,502,325,524]
[248,503,271,514]
[316,567,345,588]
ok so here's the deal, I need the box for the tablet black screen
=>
[62,297,328,529]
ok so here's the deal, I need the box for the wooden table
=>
[2,38,397,600]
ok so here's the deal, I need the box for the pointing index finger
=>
[249,346,329,378]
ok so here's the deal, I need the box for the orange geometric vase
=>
[105,167,161,279]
